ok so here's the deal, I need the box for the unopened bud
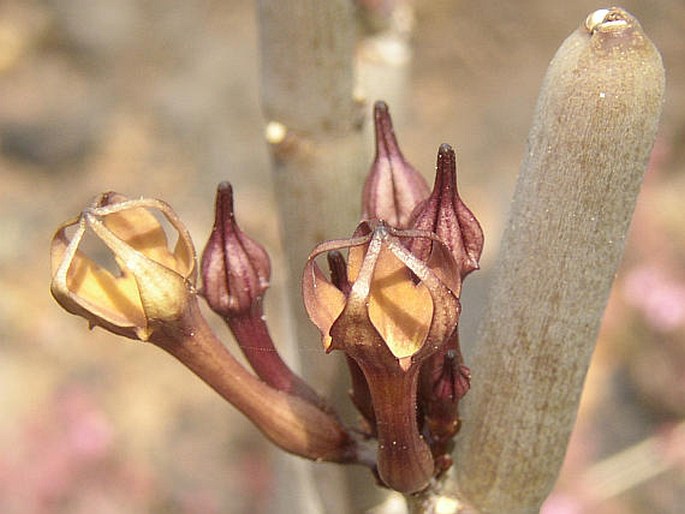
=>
[50,192,196,341]
[409,144,484,282]
[200,182,271,317]
[361,101,430,228]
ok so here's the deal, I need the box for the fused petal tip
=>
[409,144,484,284]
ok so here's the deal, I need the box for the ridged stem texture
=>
[453,8,665,513]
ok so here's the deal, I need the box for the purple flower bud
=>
[200,182,271,317]
[409,144,484,282]
[361,101,430,228]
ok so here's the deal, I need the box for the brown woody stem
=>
[226,310,328,409]
[151,296,370,465]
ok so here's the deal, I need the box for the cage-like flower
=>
[303,220,461,493]
[50,192,197,341]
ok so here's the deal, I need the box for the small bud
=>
[50,192,196,341]
[361,101,430,228]
[434,352,471,405]
[422,346,471,449]
[409,144,484,282]
[200,182,271,317]
[200,183,328,407]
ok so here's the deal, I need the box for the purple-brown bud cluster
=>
[49,101,483,496]
[303,101,483,492]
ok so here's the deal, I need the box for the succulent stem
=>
[453,8,665,512]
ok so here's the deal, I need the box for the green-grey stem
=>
[452,8,664,513]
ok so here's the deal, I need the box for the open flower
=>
[50,192,196,341]
[304,221,460,370]
[303,220,461,493]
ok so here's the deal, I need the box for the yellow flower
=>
[303,221,460,372]
[302,221,461,492]
[50,192,196,341]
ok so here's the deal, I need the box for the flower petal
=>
[302,258,346,352]
[368,244,432,360]
[50,218,146,337]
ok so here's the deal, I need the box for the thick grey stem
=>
[453,8,664,514]
[256,0,367,381]
[258,0,360,134]
[256,2,368,513]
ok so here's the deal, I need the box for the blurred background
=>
[1,0,684,512]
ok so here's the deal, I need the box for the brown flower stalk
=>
[50,193,371,467]
[150,298,363,464]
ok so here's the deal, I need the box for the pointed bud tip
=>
[373,100,389,118]
[434,144,457,192]
[215,182,235,223]
[372,100,396,153]
[437,144,457,174]
[438,143,454,155]
[363,101,430,227]
[217,181,233,195]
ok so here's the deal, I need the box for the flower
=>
[200,183,326,407]
[408,143,484,282]
[303,220,461,493]
[50,192,196,341]
[407,143,481,459]
[302,106,483,491]
[303,221,460,370]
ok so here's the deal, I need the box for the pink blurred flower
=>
[622,266,685,332]
[541,493,585,514]
[0,385,155,514]
[58,387,113,459]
